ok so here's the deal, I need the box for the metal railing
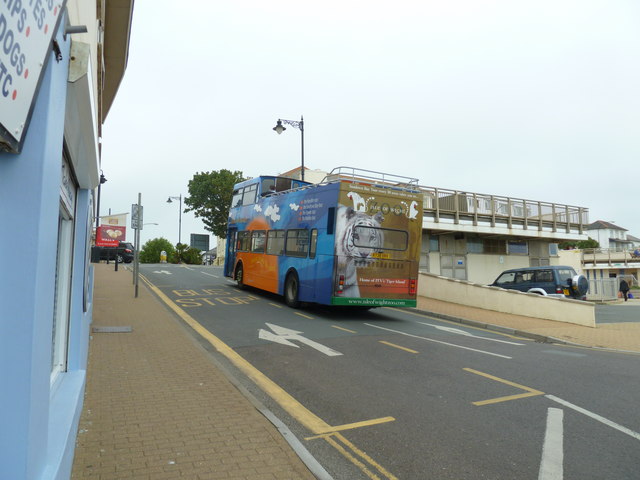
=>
[582,248,640,266]
[418,186,588,234]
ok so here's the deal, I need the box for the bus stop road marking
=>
[463,368,544,406]
[379,341,418,354]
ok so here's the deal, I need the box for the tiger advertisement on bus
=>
[224,168,423,308]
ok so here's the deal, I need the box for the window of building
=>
[52,204,74,381]
[429,235,440,252]
[507,240,528,255]
[484,239,507,255]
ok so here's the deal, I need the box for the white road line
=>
[539,408,563,480]
[546,395,640,441]
[201,272,219,278]
[416,321,524,345]
[363,324,512,359]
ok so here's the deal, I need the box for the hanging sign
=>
[0,1,66,153]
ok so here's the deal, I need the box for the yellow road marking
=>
[332,325,357,333]
[294,311,314,319]
[269,302,283,308]
[379,341,418,354]
[139,274,397,476]
[325,417,395,434]
[464,368,544,406]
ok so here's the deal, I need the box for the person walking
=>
[619,279,630,302]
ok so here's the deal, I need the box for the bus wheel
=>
[235,264,245,289]
[284,273,300,308]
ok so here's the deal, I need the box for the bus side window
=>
[285,229,309,257]
[251,231,266,253]
[266,230,285,255]
[327,207,335,234]
[237,231,251,252]
[309,229,318,259]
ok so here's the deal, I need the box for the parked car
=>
[93,241,135,263]
[489,265,588,299]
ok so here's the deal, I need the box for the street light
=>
[166,194,182,244]
[273,116,305,182]
[95,171,107,231]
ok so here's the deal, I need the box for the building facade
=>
[0,2,133,479]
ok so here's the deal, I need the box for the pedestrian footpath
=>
[72,264,316,480]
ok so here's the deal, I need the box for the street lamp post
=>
[166,194,182,244]
[95,172,107,231]
[273,116,304,182]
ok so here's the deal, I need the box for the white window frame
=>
[51,203,74,383]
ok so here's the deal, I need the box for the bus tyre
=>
[235,264,245,289]
[284,273,300,308]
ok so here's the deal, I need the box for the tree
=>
[139,237,175,263]
[184,169,246,238]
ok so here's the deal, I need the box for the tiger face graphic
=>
[335,206,384,297]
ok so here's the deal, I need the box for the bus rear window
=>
[352,227,408,251]
[285,229,309,257]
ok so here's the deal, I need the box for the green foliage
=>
[577,237,600,249]
[167,242,204,264]
[559,237,600,250]
[140,237,175,263]
[184,169,246,238]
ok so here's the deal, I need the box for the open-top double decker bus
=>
[223,167,423,308]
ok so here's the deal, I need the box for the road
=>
[139,263,640,479]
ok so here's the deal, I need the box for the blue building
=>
[0,2,133,478]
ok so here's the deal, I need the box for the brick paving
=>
[72,263,315,480]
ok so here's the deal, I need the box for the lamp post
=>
[273,116,305,182]
[166,195,182,244]
[95,171,107,231]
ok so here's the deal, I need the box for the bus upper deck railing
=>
[321,166,420,189]
[418,185,589,234]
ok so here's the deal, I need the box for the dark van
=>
[490,266,588,299]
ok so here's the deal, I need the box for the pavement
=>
[72,264,640,480]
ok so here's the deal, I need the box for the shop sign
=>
[0,1,66,153]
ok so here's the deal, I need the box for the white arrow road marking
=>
[417,322,524,345]
[364,323,512,359]
[258,323,343,356]
[539,408,564,480]
[153,270,172,275]
[546,395,640,441]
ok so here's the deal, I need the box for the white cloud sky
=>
[100,0,640,247]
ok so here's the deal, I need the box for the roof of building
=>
[627,234,640,242]
[586,220,628,231]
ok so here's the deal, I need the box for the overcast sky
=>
[100,0,640,248]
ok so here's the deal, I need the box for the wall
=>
[417,272,595,327]
[0,10,96,480]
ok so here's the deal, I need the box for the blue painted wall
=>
[0,17,94,480]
